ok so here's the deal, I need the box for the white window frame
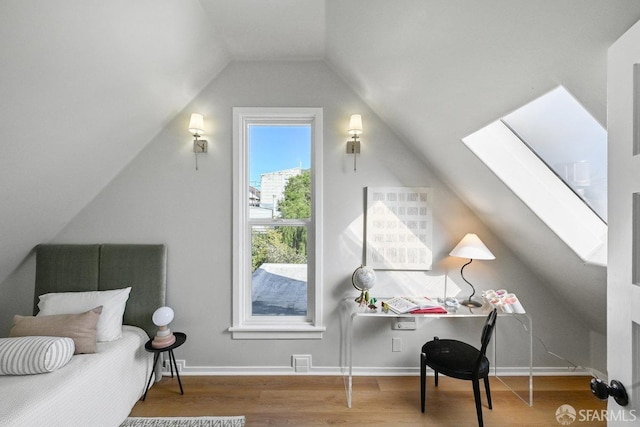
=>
[230,107,325,339]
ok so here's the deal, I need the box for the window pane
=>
[251,225,307,316]
[249,125,311,220]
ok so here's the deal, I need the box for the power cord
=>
[512,315,601,378]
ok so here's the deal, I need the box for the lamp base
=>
[459,297,483,308]
[152,333,176,348]
[152,327,176,348]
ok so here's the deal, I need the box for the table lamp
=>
[151,306,176,348]
[449,233,495,308]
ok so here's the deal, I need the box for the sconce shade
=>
[188,113,204,136]
[152,306,175,327]
[449,233,495,260]
[348,114,363,136]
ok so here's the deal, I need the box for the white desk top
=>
[343,297,528,319]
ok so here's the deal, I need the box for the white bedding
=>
[0,325,153,427]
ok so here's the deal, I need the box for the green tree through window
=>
[251,170,310,271]
[278,170,310,255]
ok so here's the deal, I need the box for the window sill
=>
[228,325,326,340]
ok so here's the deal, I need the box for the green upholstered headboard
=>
[34,244,167,340]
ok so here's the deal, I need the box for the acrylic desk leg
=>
[347,314,354,408]
[528,316,533,406]
[493,314,533,407]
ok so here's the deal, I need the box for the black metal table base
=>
[142,348,184,401]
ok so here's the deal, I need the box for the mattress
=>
[0,326,153,427]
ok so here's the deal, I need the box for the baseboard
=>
[165,360,593,377]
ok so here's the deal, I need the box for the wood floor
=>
[130,375,607,426]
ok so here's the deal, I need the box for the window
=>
[230,108,325,339]
[462,86,607,266]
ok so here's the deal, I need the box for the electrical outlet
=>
[162,359,185,372]
[392,337,402,352]
[392,317,417,330]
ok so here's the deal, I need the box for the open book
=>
[382,296,447,314]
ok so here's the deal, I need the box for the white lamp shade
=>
[188,113,204,136]
[348,114,363,135]
[152,306,175,327]
[449,233,495,260]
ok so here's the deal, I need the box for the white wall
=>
[1,61,595,373]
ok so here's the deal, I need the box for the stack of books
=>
[381,296,447,314]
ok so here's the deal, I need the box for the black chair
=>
[420,308,498,427]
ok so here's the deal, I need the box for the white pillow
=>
[37,287,131,342]
[0,336,75,375]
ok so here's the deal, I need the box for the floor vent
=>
[292,354,311,373]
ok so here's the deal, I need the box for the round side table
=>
[142,332,187,401]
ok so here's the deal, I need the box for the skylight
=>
[462,86,607,266]
[502,87,607,222]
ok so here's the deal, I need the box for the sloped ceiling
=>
[2,0,640,333]
[0,0,230,282]
[323,0,640,333]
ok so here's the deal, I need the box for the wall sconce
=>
[347,114,362,172]
[188,113,208,170]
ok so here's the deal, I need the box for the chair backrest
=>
[475,308,498,371]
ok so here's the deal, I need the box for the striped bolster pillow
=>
[0,336,75,375]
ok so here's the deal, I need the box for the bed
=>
[0,244,167,427]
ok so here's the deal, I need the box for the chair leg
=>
[420,353,426,413]
[472,378,484,427]
[483,375,492,410]
[434,370,438,387]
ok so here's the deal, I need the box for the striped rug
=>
[120,416,245,427]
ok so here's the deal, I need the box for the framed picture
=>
[365,187,433,270]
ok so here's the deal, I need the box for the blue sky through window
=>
[249,125,311,189]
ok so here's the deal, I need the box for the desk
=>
[343,300,532,408]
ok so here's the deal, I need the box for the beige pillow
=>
[10,307,102,354]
